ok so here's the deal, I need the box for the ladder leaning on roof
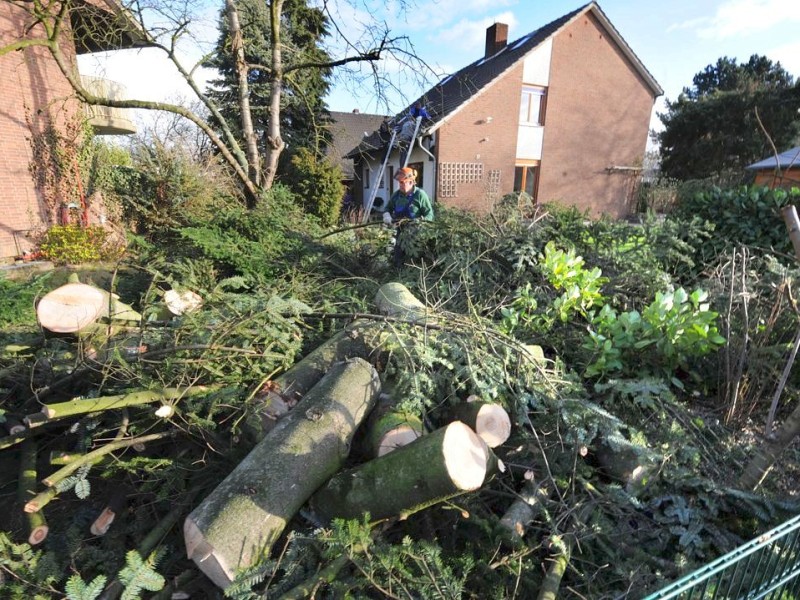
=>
[362,115,423,223]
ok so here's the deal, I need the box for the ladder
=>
[362,115,423,222]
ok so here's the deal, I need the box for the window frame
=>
[519,85,547,126]
[514,162,540,201]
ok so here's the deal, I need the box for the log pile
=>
[182,282,515,589]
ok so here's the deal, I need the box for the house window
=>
[514,164,538,200]
[519,85,546,126]
[364,166,371,189]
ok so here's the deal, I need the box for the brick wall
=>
[435,63,524,214]
[0,2,81,261]
[540,12,655,218]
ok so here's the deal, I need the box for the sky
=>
[77,0,800,140]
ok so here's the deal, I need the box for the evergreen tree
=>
[205,0,333,172]
[657,55,800,181]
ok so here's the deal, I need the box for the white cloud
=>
[769,40,800,77]
[78,47,214,104]
[696,0,800,39]
[432,12,518,55]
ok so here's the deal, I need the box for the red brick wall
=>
[435,63,523,213]
[0,2,81,260]
[540,12,655,218]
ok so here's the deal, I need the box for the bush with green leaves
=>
[177,184,323,283]
[285,147,345,227]
[114,139,240,235]
[38,225,123,265]
[673,184,800,263]
[583,287,726,382]
[501,241,607,335]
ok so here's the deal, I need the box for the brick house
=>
[347,2,662,219]
[745,147,800,190]
[0,0,140,262]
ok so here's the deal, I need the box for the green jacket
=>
[386,187,434,221]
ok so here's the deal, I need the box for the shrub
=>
[672,184,800,262]
[285,147,345,227]
[38,225,123,265]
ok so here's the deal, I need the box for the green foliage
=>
[115,139,240,235]
[177,184,322,282]
[118,549,166,599]
[285,146,345,226]
[321,517,472,599]
[65,574,107,600]
[584,288,726,381]
[673,184,800,263]
[501,241,607,335]
[0,274,51,326]
[38,224,123,265]
[657,54,800,180]
[0,532,61,597]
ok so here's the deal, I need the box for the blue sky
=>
[78,0,800,138]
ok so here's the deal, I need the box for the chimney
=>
[485,23,508,58]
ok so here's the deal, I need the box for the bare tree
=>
[1,0,434,207]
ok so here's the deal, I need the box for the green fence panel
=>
[643,512,800,599]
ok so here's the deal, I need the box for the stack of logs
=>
[183,282,514,589]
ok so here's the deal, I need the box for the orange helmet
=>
[394,167,416,181]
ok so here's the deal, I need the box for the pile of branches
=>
[1,207,799,599]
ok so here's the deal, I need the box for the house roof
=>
[745,147,800,171]
[326,111,388,179]
[346,1,662,159]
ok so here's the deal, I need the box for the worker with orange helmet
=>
[384,167,434,223]
[383,167,433,267]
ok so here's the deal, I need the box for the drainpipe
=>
[418,134,435,162]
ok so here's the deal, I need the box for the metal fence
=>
[643,512,800,600]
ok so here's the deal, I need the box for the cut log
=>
[448,400,511,448]
[36,283,142,333]
[91,488,129,536]
[309,421,490,524]
[374,282,429,322]
[243,320,381,439]
[593,436,657,493]
[184,357,381,589]
[362,394,424,458]
[37,283,107,333]
[25,385,215,428]
[164,289,203,316]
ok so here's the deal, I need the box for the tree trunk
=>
[261,0,286,193]
[243,320,382,440]
[739,398,800,490]
[184,357,380,589]
[448,400,511,448]
[225,0,261,188]
[19,440,48,545]
[374,282,429,322]
[309,421,490,524]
